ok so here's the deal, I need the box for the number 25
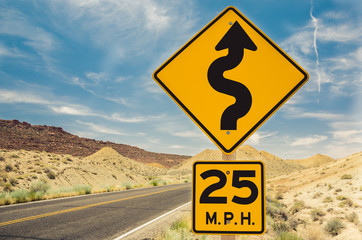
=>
[199,170,258,204]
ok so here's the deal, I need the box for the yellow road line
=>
[0,185,189,227]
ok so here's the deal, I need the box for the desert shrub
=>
[275,191,283,200]
[290,200,305,214]
[0,172,7,182]
[73,185,92,195]
[101,185,111,192]
[322,196,333,203]
[3,183,12,192]
[324,218,344,236]
[45,169,56,179]
[288,217,299,230]
[266,196,288,220]
[9,177,18,186]
[0,192,10,204]
[122,182,133,190]
[10,189,28,203]
[272,222,289,235]
[302,226,327,240]
[341,174,352,179]
[0,192,11,205]
[150,179,159,186]
[336,195,347,201]
[47,186,75,198]
[276,231,303,240]
[10,154,19,158]
[345,212,359,224]
[30,181,50,194]
[5,164,13,172]
[170,217,189,231]
[147,176,156,180]
[339,198,353,208]
[158,216,203,240]
[311,208,325,221]
[29,190,45,201]
[313,192,322,199]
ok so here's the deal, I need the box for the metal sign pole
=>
[221,151,236,240]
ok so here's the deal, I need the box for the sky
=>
[0,0,361,159]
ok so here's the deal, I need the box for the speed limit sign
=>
[192,161,265,234]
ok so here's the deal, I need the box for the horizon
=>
[0,118,351,160]
[0,0,361,159]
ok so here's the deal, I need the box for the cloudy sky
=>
[0,0,361,159]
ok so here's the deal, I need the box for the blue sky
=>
[0,0,361,159]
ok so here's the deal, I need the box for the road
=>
[0,183,191,240]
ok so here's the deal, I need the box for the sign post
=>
[153,6,308,237]
[221,152,236,240]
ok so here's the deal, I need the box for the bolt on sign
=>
[193,161,265,234]
[153,6,308,155]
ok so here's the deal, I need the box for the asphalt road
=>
[0,183,191,240]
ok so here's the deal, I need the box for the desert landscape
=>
[0,119,361,239]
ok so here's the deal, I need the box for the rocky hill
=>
[0,119,190,168]
[176,145,306,178]
[286,153,335,168]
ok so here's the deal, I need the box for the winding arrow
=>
[207,21,257,130]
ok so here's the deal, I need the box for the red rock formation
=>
[0,119,190,168]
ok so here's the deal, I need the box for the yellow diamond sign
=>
[153,7,308,154]
[193,161,265,234]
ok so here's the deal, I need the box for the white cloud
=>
[284,106,343,120]
[290,135,328,146]
[85,72,106,83]
[49,105,95,116]
[0,9,56,55]
[115,76,131,83]
[76,120,129,136]
[172,130,202,138]
[294,111,343,120]
[246,131,277,145]
[0,43,24,58]
[109,113,147,123]
[168,144,186,149]
[0,89,50,105]
[331,130,362,143]
[59,0,195,56]
[330,120,362,130]
[329,119,362,145]
[281,10,362,95]
[0,88,155,124]
[318,22,362,43]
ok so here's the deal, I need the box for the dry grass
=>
[267,151,362,240]
[324,218,345,236]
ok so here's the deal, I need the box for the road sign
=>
[153,6,308,154]
[193,161,265,234]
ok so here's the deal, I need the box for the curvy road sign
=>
[153,6,308,155]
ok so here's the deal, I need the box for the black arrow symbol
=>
[207,21,257,130]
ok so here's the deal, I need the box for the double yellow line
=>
[0,185,189,227]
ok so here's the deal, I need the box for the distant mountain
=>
[176,145,306,178]
[285,154,334,168]
[0,119,190,168]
